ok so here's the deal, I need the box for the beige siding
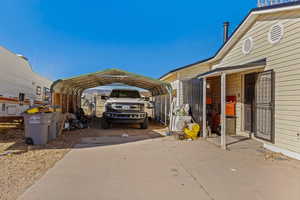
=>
[215,11,300,153]
[226,74,240,96]
[178,64,210,79]
[161,73,177,83]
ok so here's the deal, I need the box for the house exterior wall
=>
[161,64,211,107]
[161,73,177,83]
[214,10,300,154]
[178,64,211,79]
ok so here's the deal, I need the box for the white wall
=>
[0,46,52,116]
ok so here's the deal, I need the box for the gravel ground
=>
[0,127,102,200]
[0,121,166,200]
[0,129,78,200]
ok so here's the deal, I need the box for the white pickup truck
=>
[102,89,151,129]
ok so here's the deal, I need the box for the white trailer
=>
[0,46,52,120]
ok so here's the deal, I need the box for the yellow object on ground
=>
[26,107,40,114]
[25,106,54,114]
[184,123,200,140]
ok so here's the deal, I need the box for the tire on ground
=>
[140,117,149,129]
[101,118,110,129]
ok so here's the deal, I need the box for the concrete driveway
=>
[19,125,300,200]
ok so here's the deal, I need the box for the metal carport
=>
[50,68,172,124]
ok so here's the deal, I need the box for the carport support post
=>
[77,94,81,110]
[164,95,167,125]
[202,77,207,138]
[51,93,56,111]
[73,94,77,112]
[168,90,172,131]
[60,94,63,112]
[160,96,163,123]
[221,72,226,150]
[66,95,70,113]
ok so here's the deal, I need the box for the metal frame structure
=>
[50,68,172,125]
[254,70,275,143]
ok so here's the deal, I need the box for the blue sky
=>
[0,0,256,81]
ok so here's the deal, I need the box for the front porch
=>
[199,59,273,149]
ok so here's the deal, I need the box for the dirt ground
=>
[0,120,166,200]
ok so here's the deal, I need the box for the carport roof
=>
[51,68,171,96]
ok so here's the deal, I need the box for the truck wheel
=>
[25,137,34,145]
[140,118,149,129]
[101,118,110,129]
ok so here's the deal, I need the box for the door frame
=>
[253,70,275,143]
[244,72,257,133]
[241,68,265,133]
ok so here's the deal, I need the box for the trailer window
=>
[2,104,5,112]
[36,86,42,95]
[19,93,25,101]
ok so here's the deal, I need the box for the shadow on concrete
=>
[1,117,166,154]
[74,133,163,149]
[226,136,251,146]
[207,135,251,149]
[74,117,165,149]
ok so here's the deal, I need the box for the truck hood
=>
[106,98,146,104]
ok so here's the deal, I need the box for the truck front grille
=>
[105,112,145,119]
[110,103,144,112]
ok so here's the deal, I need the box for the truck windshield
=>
[110,90,141,98]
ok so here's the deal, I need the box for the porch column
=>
[202,77,207,138]
[221,73,227,150]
